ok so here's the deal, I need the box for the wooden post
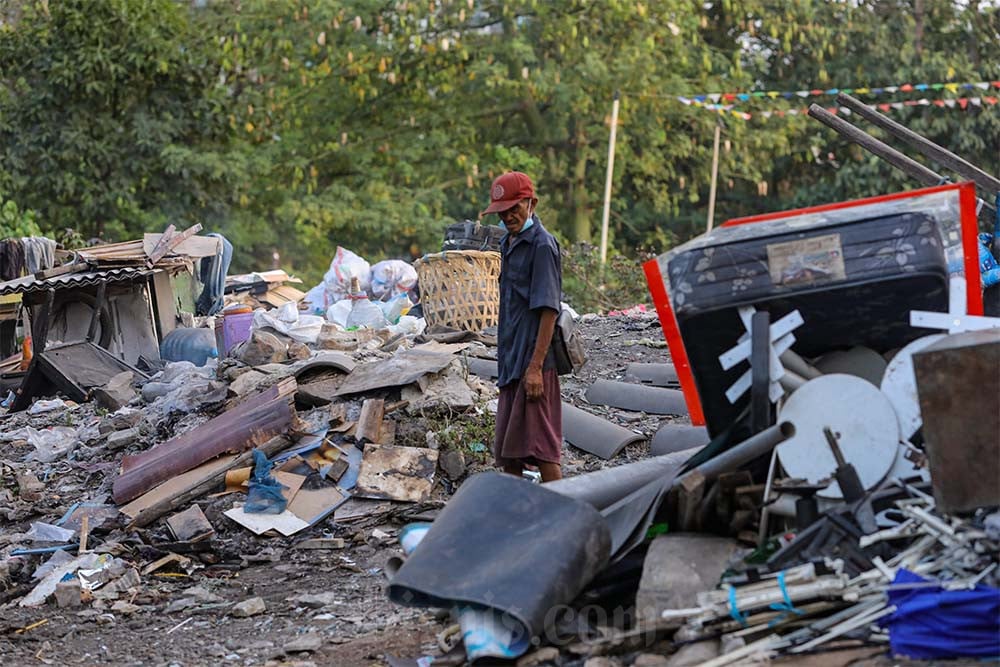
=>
[599,92,620,265]
[355,398,386,446]
[706,123,722,232]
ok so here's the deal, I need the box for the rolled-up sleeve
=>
[529,242,561,312]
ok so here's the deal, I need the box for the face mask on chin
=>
[498,212,534,233]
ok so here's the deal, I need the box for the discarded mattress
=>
[388,473,610,658]
[585,379,688,416]
[562,402,644,459]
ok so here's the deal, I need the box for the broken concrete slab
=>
[106,427,141,451]
[585,379,688,416]
[54,579,82,608]
[439,449,466,480]
[355,444,439,503]
[401,361,476,412]
[229,370,269,396]
[335,343,468,396]
[635,534,741,627]
[562,402,644,460]
[237,330,288,366]
[231,596,267,618]
[650,424,710,456]
[93,371,136,412]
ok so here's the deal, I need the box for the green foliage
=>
[0,197,42,238]
[0,0,248,240]
[0,0,997,289]
[559,242,654,313]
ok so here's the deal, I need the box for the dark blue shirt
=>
[497,215,562,387]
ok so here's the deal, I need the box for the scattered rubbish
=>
[113,378,296,503]
[355,444,439,503]
[25,522,75,543]
[27,398,69,414]
[334,342,467,396]
[245,449,289,514]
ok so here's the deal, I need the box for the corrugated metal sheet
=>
[0,268,157,296]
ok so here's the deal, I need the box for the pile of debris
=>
[379,184,1000,666]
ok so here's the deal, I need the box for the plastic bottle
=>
[379,293,410,325]
[345,277,387,329]
[159,327,219,366]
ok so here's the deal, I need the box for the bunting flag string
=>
[676,95,998,121]
[673,80,999,105]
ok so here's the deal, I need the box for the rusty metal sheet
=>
[112,379,296,504]
[912,330,1000,513]
[354,444,439,503]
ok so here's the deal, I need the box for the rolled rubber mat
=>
[388,473,611,652]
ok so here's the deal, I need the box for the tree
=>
[0,0,249,240]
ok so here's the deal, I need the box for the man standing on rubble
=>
[483,171,563,482]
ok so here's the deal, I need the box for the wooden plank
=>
[143,232,220,259]
[147,223,203,267]
[355,398,385,445]
[120,435,291,528]
[676,469,706,532]
[33,262,88,281]
[143,225,176,266]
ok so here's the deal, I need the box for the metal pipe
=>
[686,420,795,482]
[546,447,698,510]
[809,104,996,223]
[836,92,1000,195]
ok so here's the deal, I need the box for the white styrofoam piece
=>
[724,333,796,404]
[879,334,946,439]
[720,309,804,371]
[777,374,899,500]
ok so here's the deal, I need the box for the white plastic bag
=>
[325,299,353,328]
[370,259,417,300]
[252,306,324,344]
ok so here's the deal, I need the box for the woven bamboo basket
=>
[414,250,501,332]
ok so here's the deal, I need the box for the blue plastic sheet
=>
[245,449,288,514]
[888,569,1000,659]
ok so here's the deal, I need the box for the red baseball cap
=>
[482,171,535,215]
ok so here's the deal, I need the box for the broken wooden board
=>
[224,506,309,536]
[287,487,348,526]
[585,379,689,416]
[143,231,220,259]
[166,505,214,542]
[118,435,291,528]
[562,402,645,460]
[334,343,468,396]
[356,398,386,445]
[113,379,296,504]
[354,445,438,503]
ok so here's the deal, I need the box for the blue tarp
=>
[888,569,1000,659]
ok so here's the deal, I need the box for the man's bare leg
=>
[502,460,525,477]
[538,462,562,482]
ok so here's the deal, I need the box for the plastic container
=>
[345,277,387,329]
[215,311,254,356]
[160,327,219,367]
